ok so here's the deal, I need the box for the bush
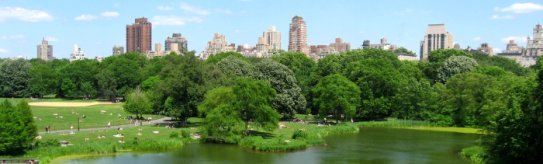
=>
[37,139,59,147]
[292,129,308,139]
[460,146,485,164]
[180,129,191,138]
[169,132,179,139]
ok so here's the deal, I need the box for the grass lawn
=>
[1,98,162,132]
[400,127,484,134]
[27,126,193,163]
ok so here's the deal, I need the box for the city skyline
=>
[1,0,543,59]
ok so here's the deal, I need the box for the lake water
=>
[63,127,479,164]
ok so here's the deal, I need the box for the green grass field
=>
[28,126,191,163]
[1,98,162,132]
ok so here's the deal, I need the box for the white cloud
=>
[157,5,174,11]
[101,11,119,17]
[496,2,543,14]
[45,36,57,42]
[1,34,25,40]
[0,7,53,22]
[501,36,527,44]
[493,48,502,53]
[74,14,97,21]
[473,37,481,41]
[180,3,210,15]
[491,14,514,20]
[151,16,203,26]
[214,9,232,15]
[0,48,7,53]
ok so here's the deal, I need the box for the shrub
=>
[460,146,485,164]
[180,129,190,138]
[292,129,308,139]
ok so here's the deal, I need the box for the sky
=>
[0,0,543,59]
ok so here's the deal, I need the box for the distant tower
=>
[126,17,152,53]
[264,26,282,53]
[420,24,454,60]
[288,16,309,55]
[37,38,53,61]
[112,45,124,55]
[525,24,543,56]
[70,44,85,61]
[164,33,188,54]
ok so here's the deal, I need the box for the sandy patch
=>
[29,102,113,107]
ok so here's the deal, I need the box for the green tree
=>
[484,68,540,163]
[198,87,236,116]
[437,56,478,83]
[0,59,31,97]
[233,78,280,131]
[312,74,360,123]
[123,89,152,119]
[29,61,58,98]
[204,51,245,65]
[98,53,147,99]
[199,78,279,143]
[442,72,504,127]
[0,100,37,155]
[428,49,471,63]
[254,59,306,118]
[58,59,99,98]
[155,53,205,122]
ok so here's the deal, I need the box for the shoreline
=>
[45,123,481,163]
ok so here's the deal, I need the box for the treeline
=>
[1,48,541,162]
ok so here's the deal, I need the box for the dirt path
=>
[38,117,172,134]
[29,102,113,107]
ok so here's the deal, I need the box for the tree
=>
[123,89,152,119]
[58,59,98,98]
[0,100,37,155]
[233,78,280,131]
[428,49,471,63]
[341,49,404,120]
[441,72,504,127]
[198,87,236,116]
[199,78,279,143]
[437,56,478,83]
[97,53,147,99]
[29,61,58,98]
[0,59,31,98]
[484,67,541,163]
[271,52,316,94]
[254,59,306,118]
[155,53,205,122]
[204,51,245,65]
[312,74,360,123]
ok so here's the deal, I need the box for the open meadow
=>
[0,98,162,132]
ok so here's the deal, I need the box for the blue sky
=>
[0,0,542,59]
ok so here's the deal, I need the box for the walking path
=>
[39,117,172,134]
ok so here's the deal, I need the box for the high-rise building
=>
[477,43,494,55]
[525,24,543,57]
[200,33,235,59]
[263,26,281,53]
[37,38,53,61]
[362,37,396,50]
[329,37,350,53]
[165,33,188,54]
[70,44,85,61]
[420,24,454,60]
[126,17,152,53]
[504,40,522,53]
[112,46,124,55]
[288,16,309,55]
[155,43,163,55]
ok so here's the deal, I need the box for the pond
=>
[63,127,479,164]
